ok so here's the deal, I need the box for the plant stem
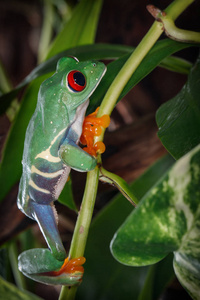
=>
[94,21,163,145]
[98,22,163,118]
[59,1,195,299]
[95,0,195,141]
[165,0,195,21]
[148,0,199,43]
[59,284,77,300]
[160,17,200,43]
[9,242,26,290]
[69,168,99,258]
[59,167,99,300]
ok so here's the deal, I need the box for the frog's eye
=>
[67,70,86,92]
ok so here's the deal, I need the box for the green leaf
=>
[0,44,133,115]
[77,154,175,300]
[99,167,139,206]
[159,56,192,74]
[46,0,103,59]
[0,77,44,201]
[89,39,196,112]
[0,40,194,115]
[0,276,42,300]
[111,144,200,300]
[156,55,200,159]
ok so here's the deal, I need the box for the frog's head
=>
[56,56,106,111]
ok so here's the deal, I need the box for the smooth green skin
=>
[17,57,106,285]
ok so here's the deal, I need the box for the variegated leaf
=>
[111,144,200,300]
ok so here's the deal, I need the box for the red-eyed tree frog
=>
[17,57,108,285]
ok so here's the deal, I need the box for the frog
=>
[17,56,107,285]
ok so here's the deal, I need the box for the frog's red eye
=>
[67,70,86,92]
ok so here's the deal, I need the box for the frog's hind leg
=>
[30,201,67,261]
[18,201,86,285]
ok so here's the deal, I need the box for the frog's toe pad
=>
[80,107,110,156]
[18,249,85,286]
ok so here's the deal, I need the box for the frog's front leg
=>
[18,200,85,285]
[59,138,97,171]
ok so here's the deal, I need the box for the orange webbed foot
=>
[18,248,85,286]
[51,256,86,277]
[80,107,110,156]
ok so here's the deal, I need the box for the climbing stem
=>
[59,166,99,300]
[94,22,163,144]
[59,284,77,300]
[68,167,99,258]
[147,1,199,43]
[159,17,200,43]
[95,0,196,143]
[164,0,195,21]
[97,22,163,118]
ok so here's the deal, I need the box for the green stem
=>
[59,284,77,300]
[93,20,163,145]
[9,242,26,290]
[59,0,195,299]
[164,0,195,20]
[95,0,195,141]
[161,17,200,43]
[69,168,99,258]
[148,1,199,43]
[59,167,99,300]
[97,22,163,118]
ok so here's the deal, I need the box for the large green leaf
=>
[111,144,200,300]
[77,154,175,300]
[0,276,42,300]
[156,55,200,160]
[0,41,193,115]
[0,0,103,202]
[89,39,196,112]
[0,44,133,114]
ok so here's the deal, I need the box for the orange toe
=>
[81,107,110,156]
